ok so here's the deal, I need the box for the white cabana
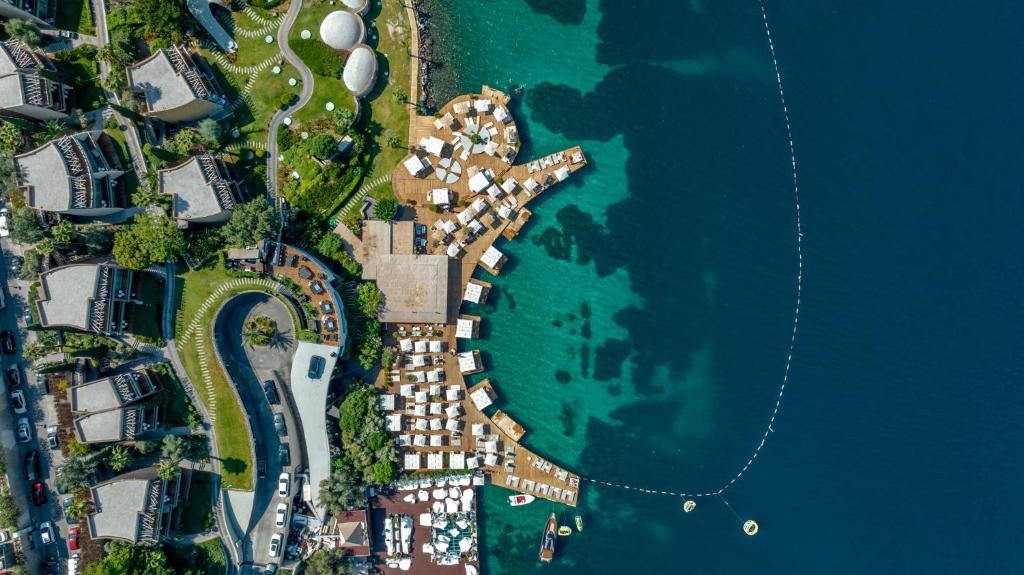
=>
[480,246,505,270]
[430,418,443,431]
[555,165,571,181]
[429,402,442,415]
[457,352,479,374]
[484,140,499,156]
[415,418,429,431]
[505,125,518,144]
[420,136,446,157]
[468,171,490,193]
[400,384,415,397]
[497,204,513,220]
[412,354,427,368]
[445,418,461,432]
[414,340,429,353]
[429,340,444,353]
[471,423,487,436]
[484,453,499,467]
[414,390,428,403]
[456,207,477,226]
[467,219,484,236]
[523,177,540,193]
[411,371,427,383]
[449,452,466,469]
[463,282,484,303]
[500,177,518,195]
[470,197,487,213]
[414,435,427,447]
[386,414,403,432]
[427,452,445,470]
[441,219,458,234]
[379,394,396,411]
[434,112,456,130]
[403,154,431,176]
[431,188,452,206]
[466,456,480,469]
[445,404,463,418]
[469,387,493,411]
[446,386,461,401]
[486,184,503,201]
[456,318,476,339]
[412,404,427,417]
[446,243,463,258]
[453,100,470,114]
[430,384,441,395]
[399,434,412,446]
[404,453,422,470]
[426,369,442,383]
[473,98,492,113]
[481,440,498,453]
[494,106,511,123]
[430,434,444,446]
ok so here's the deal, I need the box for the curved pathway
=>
[188,0,237,52]
[267,0,315,200]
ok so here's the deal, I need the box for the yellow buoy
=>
[743,520,759,536]
[683,500,696,513]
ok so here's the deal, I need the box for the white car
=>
[39,521,54,545]
[268,533,282,557]
[16,418,31,443]
[9,390,26,414]
[278,472,290,498]
[274,503,288,528]
[0,208,9,238]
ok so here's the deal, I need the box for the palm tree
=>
[109,445,132,472]
[51,220,73,245]
[242,316,277,347]
[160,434,187,463]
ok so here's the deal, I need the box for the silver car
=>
[268,533,282,557]
[16,418,31,443]
[275,503,288,528]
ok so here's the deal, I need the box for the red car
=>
[31,482,46,506]
[67,527,79,551]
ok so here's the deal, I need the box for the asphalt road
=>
[0,241,69,573]
[214,293,300,569]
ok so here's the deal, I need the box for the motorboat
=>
[575,515,584,532]
[557,525,572,537]
[538,513,557,563]
[508,493,535,507]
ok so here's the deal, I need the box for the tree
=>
[380,346,397,370]
[242,315,277,347]
[197,119,221,148]
[0,493,18,528]
[9,207,44,244]
[58,455,98,492]
[318,467,364,516]
[35,237,55,257]
[342,211,363,235]
[332,109,354,133]
[112,213,185,270]
[35,120,63,145]
[357,332,382,370]
[390,87,408,105]
[165,129,201,156]
[222,196,277,247]
[157,459,178,481]
[374,197,399,221]
[67,495,89,519]
[304,548,354,575]
[160,434,187,463]
[19,249,41,281]
[308,134,337,160]
[50,220,73,245]
[0,121,21,156]
[3,20,42,47]
[109,445,133,472]
[84,542,175,575]
[355,282,384,318]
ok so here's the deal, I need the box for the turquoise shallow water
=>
[424,1,1024,573]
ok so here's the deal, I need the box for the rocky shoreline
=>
[410,0,438,111]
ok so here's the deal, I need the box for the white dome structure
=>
[343,45,378,97]
[319,10,365,51]
[342,0,369,15]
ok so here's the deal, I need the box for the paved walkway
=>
[188,0,237,52]
[267,0,315,200]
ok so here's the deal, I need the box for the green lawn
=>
[58,51,105,111]
[55,0,95,35]
[286,1,358,128]
[153,362,192,427]
[127,271,165,343]
[177,471,214,535]
[364,0,412,185]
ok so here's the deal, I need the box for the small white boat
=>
[508,493,535,507]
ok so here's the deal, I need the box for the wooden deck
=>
[372,86,586,508]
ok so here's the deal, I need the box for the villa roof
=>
[370,255,449,324]
[159,154,236,221]
[37,263,101,330]
[14,132,115,212]
[88,468,170,544]
[126,45,219,114]
[343,45,377,97]
[74,407,139,443]
[320,10,364,51]
[0,39,49,75]
[69,369,158,413]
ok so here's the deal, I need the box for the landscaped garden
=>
[362,0,412,185]
[55,0,96,35]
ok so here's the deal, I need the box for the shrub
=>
[308,134,336,160]
[374,197,398,221]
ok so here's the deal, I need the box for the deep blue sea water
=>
[424,1,1024,572]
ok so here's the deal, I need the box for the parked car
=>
[7,255,22,274]
[0,332,15,355]
[67,527,79,551]
[24,450,40,482]
[0,209,9,238]
[273,413,286,437]
[275,503,288,528]
[31,482,46,506]
[268,533,282,557]
[5,367,19,387]
[10,389,26,414]
[16,418,31,442]
[38,521,54,545]
[46,426,59,450]
[278,473,290,498]
[278,444,290,467]
[257,458,266,479]
[263,380,279,405]
[307,355,325,379]
[62,497,74,521]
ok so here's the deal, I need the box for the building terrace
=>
[69,368,160,444]
[127,44,226,123]
[14,132,127,215]
[159,153,240,226]
[87,467,183,544]
[35,262,137,335]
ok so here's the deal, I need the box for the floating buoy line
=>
[578,1,804,536]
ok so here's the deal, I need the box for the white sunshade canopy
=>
[523,177,539,192]
[404,453,422,470]
[412,354,427,368]
[400,338,414,352]
[480,246,504,269]
[430,435,444,446]
[403,155,430,176]
[445,418,461,432]
[484,140,499,156]
[386,414,403,431]
[442,220,458,234]
[500,177,518,194]
[471,423,487,436]
[431,188,452,205]
[414,435,427,446]
[415,390,428,403]
[457,352,478,373]
[555,165,571,181]
[427,452,445,470]
[414,340,429,353]
[400,384,415,397]
[430,418,443,431]
[449,452,466,469]
[446,386,460,401]
[473,99,492,112]
[446,243,463,258]
[427,369,441,383]
[486,184,502,201]
[456,208,476,226]
[421,136,446,156]
[415,418,429,431]
[494,106,511,123]
[468,219,484,236]
[468,171,490,193]
[470,387,493,411]
[497,204,512,220]
[429,340,444,353]
[471,198,488,213]
[379,394,396,411]
[463,282,483,303]
[412,404,427,417]
[429,402,442,415]
[456,318,476,339]
[445,404,463,418]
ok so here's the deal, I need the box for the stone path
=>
[338,174,392,216]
